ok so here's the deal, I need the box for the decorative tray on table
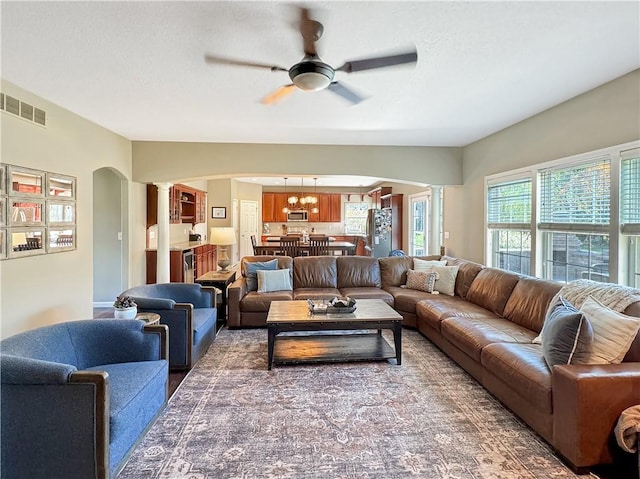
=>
[307,297,357,314]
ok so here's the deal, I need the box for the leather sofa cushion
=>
[240,291,294,312]
[337,256,381,288]
[416,296,494,332]
[294,256,337,288]
[442,256,484,299]
[293,288,342,301]
[379,255,441,288]
[466,268,520,317]
[442,316,537,362]
[503,277,562,332]
[481,343,552,414]
[392,288,438,314]
[339,287,394,305]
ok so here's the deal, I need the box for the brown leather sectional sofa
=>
[227,254,640,473]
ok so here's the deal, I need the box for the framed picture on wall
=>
[212,207,226,219]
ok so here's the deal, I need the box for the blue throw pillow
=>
[245,259,278,292]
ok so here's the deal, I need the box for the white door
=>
[409,194,429,256]
[239,200,259,259]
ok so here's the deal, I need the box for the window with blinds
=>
[621,148,640,234]
[539,157,610,231]
[487,178,531,229]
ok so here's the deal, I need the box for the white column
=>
[430,186,442,255]
[155,182,172,283]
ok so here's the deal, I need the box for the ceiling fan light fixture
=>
[289,60,335,91]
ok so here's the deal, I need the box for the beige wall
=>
[454,69,640,263]
[1,80,135,338]
[132,142,463,187]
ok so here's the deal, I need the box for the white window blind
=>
[487,178,531,229]
[621,147,640,234]
[539,157,610,231]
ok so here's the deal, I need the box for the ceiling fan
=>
[204,7,418,105]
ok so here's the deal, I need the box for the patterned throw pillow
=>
[404,269,439,293]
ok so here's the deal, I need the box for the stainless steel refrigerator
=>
[366,208,392,258]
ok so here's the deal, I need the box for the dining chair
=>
[250,234,259,255]
[279,236,301,257]
[308,235,330,256]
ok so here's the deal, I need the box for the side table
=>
[135,312,161,325]
[196,270,237,323]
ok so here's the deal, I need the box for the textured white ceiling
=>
[2,1,639,150]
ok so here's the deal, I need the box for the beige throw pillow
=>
[431,265,459,296]
[413,258,447,272]
[580,296,640,364]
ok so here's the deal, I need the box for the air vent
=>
[5,95,20,115]
[0,92,46,127]
[20,102,34,121]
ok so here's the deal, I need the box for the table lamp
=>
[210,227,236,271]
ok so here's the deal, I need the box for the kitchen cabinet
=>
[147,184,207,228]
[329,194,341,222]
[146,250,185,283]
[262,193,276,222]
[194,244,217,279]
[146,245,217,284]
[368,187,392,209]
[262,193,293,223]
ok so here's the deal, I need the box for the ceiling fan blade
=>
[327,82,365,105]
[262,84,297,105]
[204,54,288,72]
[299,7,322,57]
[336,49,418,73]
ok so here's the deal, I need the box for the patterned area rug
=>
[118,328,582,479]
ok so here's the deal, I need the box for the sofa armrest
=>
[69,371,110,479]
[143,324,169,361]
[552,363,640,470]
[228,277,248,328]
[133,297,176,310]
[1,355,77,385]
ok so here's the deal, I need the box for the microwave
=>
[287,210,308,222]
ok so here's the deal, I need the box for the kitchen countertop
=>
[146,241,209,252]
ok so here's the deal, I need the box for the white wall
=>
[453,69,640,263]
[1,80,134,338]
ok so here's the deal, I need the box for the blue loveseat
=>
[122,283,218,370]
[0,319,169,479]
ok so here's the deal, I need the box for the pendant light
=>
[299,177,307,206]
[311,177,319,214]
[282,177,290,214]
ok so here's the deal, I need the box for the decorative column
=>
[154,182,172,283]
[430,186,442,256]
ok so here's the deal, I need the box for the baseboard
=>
[93,302,113,308]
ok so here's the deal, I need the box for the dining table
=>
[254,240,357,256]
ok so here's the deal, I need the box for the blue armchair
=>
[1,319,169,479]
[122,283,218,370]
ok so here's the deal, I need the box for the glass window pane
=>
[490,229,531,275]
[543,232,609,283]
[487,179,531,224]
[540,158,610,225]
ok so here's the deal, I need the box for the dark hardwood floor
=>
[93,307,187,397]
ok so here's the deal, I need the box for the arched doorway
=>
[93,167,129,305]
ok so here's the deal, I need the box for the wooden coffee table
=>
[266,299,403,370]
